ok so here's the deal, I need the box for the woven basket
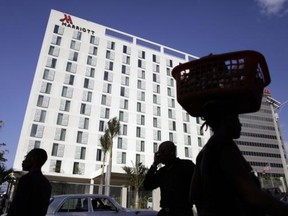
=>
[172,50,271,117]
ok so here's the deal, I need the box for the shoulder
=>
[178,159,195,168]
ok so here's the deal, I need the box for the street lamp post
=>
[267,96,288,190]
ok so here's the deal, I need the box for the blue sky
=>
[1,0,288,168]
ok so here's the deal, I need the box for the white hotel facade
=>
[13,9,211,185]
[13,9,287,189]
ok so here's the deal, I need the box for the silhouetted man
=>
[8,148,51,216]
[144,141,195,216]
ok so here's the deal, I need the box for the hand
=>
[153,152,161,167]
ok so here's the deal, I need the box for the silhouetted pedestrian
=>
[190,105,288,216]
[144,141,195,216]
[7,148,51,216]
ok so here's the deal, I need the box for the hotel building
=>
[13,9,287,189]
[13,9,211,186]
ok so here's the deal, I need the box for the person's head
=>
[157,141,177,165]
[203,114,242,139]
[22,148,48,171]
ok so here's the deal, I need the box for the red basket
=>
[172,50,271,117]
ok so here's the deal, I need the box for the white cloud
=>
[255,0,288,15]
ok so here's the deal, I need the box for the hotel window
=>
[106,50,115,60]
[68,51,78,62]
[117,152,126,164]
[61,86,73,98]
[168,98,175,108]
[99,120,105,132]
[79,117,89,130]
[73,162,80,174]
[51,143,59,156]
[121,76,130,86]
[183,123,188,133]
[57,113,69,126]
[166,68,171,76]
[153,74,160,83]
[137,91,145,101]
[169,132,174,142]
[183,112,190,122]
[138,50,145,59]
[153,64,160,73]
[30,124,44,138]
[120,87,129,97]
[107,41,115,50]
[153,118,158,128]
[198,137,203,147]
[80,103,91,115]
[123,45,131,55]
[64,74,74,85]
[185,147,190,158]
[40,82,52,94]
[153,84,160,93]
[167,59,173,67]
[89,46,98,56]
[117,138,123,149]
[48,46,59,57]
[120,99,129,110]
[51,35,62,45]
[138,140,145,152]
[86,67,95,78]
[80,147,86,159]
[54,128,66,141]
[138,59,146,69]
[55,160,62,173]
[96,149,102,161]
[59,100,71,112]
[122,124,127,135]
[82,91,92,102]
[153,106,161,116]
[136,127,141,138]
[84,78,94,90]
[185,135,192,146]
[103,83,112,94]
[168,78,174,87]
[76,131,83,143]
[167,87,173,97]
[66,62,77,73]
[105,61,114,70]
[73,31,82,40]
[137,69,145,79]
[53,25,64,35]
[101,95,111,106]
[87,56,97,66]
[34,110,46,123]
[122,55,130,65]
[43,69,55,81]
[46,57,57,68]
[70,40,80,51]
[100,107,110,119]
[152,54,160,63]
[36,95,49,108]
[169,121,176,131]
[90,35,99,45]
[136,154,141,165]
[153,130,161,141]
[121,65,130,75]
[153,142,158,153]
[153,94,160,104]
[136,114,144,125]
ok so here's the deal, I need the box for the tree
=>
[0,121,8,166]
[98,131,110,194]
[123,162,148,208]
[105,117,120,196]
